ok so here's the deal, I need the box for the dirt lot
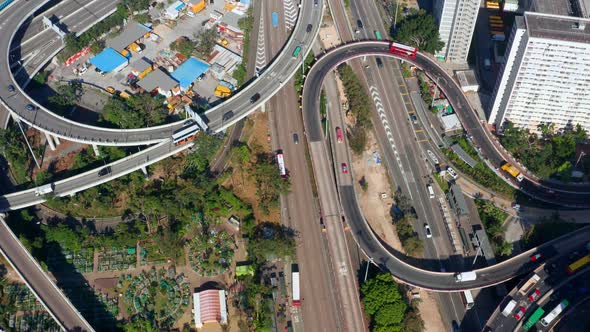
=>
[418,290,447,332]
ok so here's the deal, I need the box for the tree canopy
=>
[361,273,415,331]
[500,122,587,180]
[392,13,444,54]
[101,93,168,129]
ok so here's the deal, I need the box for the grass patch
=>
[433,173,449,193]
[474,199,512,256]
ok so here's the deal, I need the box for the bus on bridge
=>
[389,42,417,59]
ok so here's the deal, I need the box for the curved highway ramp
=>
[0,215,94,331]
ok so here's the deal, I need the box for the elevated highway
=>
[1,0,323,146]
[301,41,590,290]
[0,214,93,331]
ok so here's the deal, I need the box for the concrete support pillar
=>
[53,135,61,146]
[92,144,100,156]
[44,132,56,151]
[140,166,148,179]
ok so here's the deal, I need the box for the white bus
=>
[461,290,475,309]
[277,151,287,178]
[292,265,301,307]
[172,122,200,145]
[427,185,435,199]
[541,299,569,326]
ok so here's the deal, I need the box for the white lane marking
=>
[255,3,266,71]
[283,0,298,30]
[370,85,406,172]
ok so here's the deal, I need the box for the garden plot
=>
[2,284,60,331]
[188,228,235,276]
[97,247,137,271]
[117,267,191,329]
[46,246,94,273]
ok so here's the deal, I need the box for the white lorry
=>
[501,299,517,317]
[34,183,54,197]
[454,271,477,282]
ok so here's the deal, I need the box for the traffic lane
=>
[1,141,189,211]
[271,79,343,331]
[0,219,93,331]
[308,143,366,332]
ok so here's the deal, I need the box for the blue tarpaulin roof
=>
[171,57,210,89]
[89,48,128,72]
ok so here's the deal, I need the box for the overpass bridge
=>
[0,214,93,331]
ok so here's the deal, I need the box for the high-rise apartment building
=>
[488,12,590,133]
[433,0,481,63]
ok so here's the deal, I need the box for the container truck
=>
[518,274,540,295]
[501,162,524,181]
[454,271,477,282]
[35,183,54,197]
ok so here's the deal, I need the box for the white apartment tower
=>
[433,0,481,63]
[489,12,590,133]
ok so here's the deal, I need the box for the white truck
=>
[501,299,517,317]
[454,271,477,282]
[518,274,540,295]
[34,183,54,197]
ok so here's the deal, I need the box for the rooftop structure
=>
[433,0,480,63]
[447,184,469,216]
[106,21,151,52]
[219,11,244,39]
[207,44,242,80]
[171,57,210,90]
[456,69,479,92]
[166,0,186,19]
[193,289,228,328]
[440,113,462,133]
[489,12,590,133]
[130,57,152,73]
[523,0,581,16]
[137,68,179,96]
[89,48,128,73]
[450,144,478,168]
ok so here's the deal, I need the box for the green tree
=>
[253,153,291,214]
[170,37,195,58]
[349,125,367,155]
[102,98,144,128]
[248,222,296,263]
[361,273,416,331]
[393,13,444,54]
[120,319,157,332]
[194,28,218,58]
[48,80,83,108]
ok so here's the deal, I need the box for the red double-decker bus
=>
[389,42,417,59]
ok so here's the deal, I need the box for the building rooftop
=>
[447,184,469,216]
[525,0,578,16]
[221,11,243,31]
[440,113,462,131]
[105,21,151,52]
[89,48,128,72]
[193,289,227,328]
[130,57,152,72]
[137,68,178,92]
[525,12,590,44]
[171,57,210,89]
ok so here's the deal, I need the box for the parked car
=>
[7,85,15,92]
[25,104,35,111]
[411,114,418,124]
[341,163,348,174]
[446,167,459,179]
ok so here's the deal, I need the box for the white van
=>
[501,299,517,317]
[427,185,435,199]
